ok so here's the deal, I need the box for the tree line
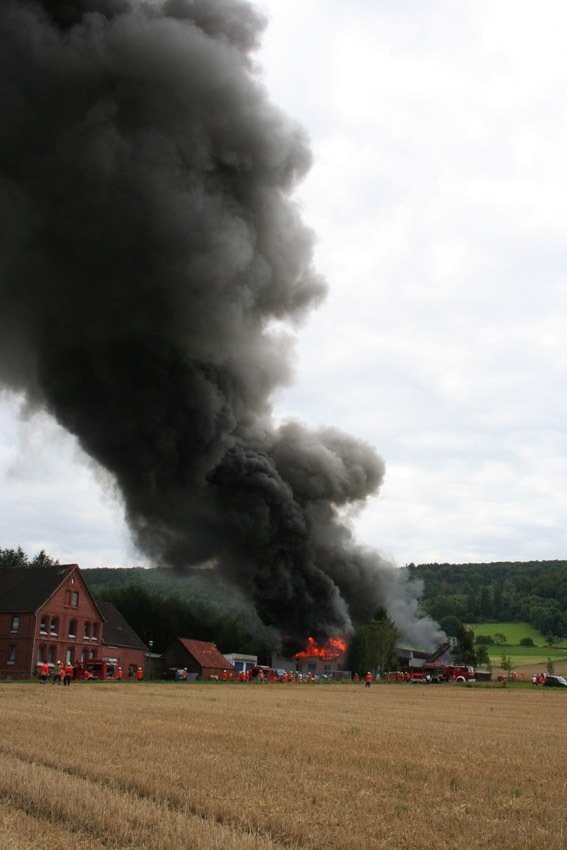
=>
[408,560,567,640]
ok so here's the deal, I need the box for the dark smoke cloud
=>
[0,0,442,650]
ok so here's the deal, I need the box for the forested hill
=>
[83,567,266,656]
[411,560,567,638]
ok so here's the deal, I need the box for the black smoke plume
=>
[0,0,442,651]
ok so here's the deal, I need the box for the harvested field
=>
[1,681,565,849]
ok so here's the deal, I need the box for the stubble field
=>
[1,680,565,850]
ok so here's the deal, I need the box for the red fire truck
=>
[421,663,476,683]
[75,659,118,680]
[411,639,486,683]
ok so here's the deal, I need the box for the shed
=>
[165,638,237,681]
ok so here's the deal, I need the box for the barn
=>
[164,637,237,681]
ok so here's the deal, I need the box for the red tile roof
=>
[176,638,235,670]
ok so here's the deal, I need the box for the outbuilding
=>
[164,637,237,681]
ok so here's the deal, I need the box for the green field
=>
[471,621,547,645]
[468,621,567,668]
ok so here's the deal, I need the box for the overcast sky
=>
[2,0,567,568]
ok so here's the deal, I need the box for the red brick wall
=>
[0,612,35,680]
[101,644,147,679]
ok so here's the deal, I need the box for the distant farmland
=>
[1,681,565,850]
[468,621,567,671]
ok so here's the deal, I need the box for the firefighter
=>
[63,661,73,686]
[136,666,144,681]
[365,672,372,688]
[52,661,63,685]
[39,660,49,684]
[116,666,123,681]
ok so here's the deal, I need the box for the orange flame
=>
[293,636,347,660]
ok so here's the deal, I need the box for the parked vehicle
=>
[75,659,117,680]
[543,675,567,687]
[421,663,476,683]
[412,638,491,683]
[162,668,187,681]
[249,665,277,682]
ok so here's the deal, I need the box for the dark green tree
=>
[438,614,460,637]
[0,546,29,566]
[347,607,401,677]
[455,623,476,666]
[0,547,58,567]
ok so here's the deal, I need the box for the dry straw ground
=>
[1,681,565,850]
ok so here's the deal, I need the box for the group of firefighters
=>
[38,660,74,685]
[37,661,145,683]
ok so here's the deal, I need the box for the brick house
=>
[0,564,146,680]
[164,637,237,681]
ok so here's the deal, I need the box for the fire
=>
[293,636,347,660]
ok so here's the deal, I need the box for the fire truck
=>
[411,636,492,682]
[411,638,477,683]
[75,659,118,680]
[421,663,476,683]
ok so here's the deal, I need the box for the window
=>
[40,616,48,634]
[91,623,99,641]
[48,645,56,663]
[37,645,46,663]
[83,622,91,640]
[66,649,74,664]
[68,620,77,639]
[11,616,20,632]
[71,591,79,608]
[89,650,96,659]
[81,650,87,662]
[50,618,58,636]
[8,645,16,665]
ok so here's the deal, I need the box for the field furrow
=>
[0,749,296,850]
[1,682,566,850]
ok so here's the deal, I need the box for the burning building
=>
[0,0,443,654]
[271,636,350,680]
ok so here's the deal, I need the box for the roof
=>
[97,600,147,651]
[0,565,77,613]
[175,638,235,670]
